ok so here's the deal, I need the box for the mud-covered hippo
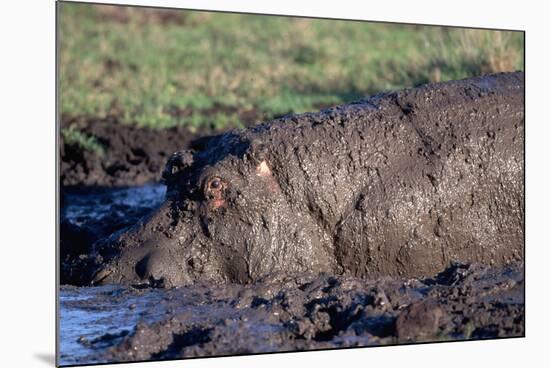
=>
[92,72,524,287]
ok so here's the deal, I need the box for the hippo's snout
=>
[92,244,192,287]
[90,265,115,285]
[133,248,191,287]
[90,199,199,287]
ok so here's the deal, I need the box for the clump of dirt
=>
[60,117,218,187]
[59,261,524,365]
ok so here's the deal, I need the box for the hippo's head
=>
[92,131,334,287]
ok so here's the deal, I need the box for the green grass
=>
[59,3,524,134]
[61,125,105,155]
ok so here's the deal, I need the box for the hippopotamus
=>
[92,72,524,287]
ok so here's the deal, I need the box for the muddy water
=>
[59,285,176,365]
[63,184,166,221]
[59,185,524,366]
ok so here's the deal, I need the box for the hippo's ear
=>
[255,160,279,192]
[255,160,272,178]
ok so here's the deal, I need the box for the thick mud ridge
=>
[59,261,523,365]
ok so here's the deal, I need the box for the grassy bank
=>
[59,3,524,134]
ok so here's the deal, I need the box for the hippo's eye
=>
[209,178,221,189]
[205,177,226,209]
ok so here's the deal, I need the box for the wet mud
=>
[59,261,524,365]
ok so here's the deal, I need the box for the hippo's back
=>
[330,72,524,277]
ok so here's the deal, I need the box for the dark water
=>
[62,184,166,224]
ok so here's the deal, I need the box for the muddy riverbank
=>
[60,116,221,187]
[60,261,524,365]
